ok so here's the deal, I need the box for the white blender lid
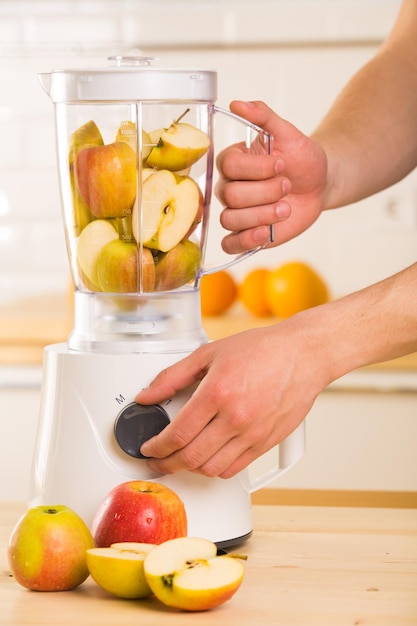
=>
[39,56,218,103]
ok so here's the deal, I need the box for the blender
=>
[30,56,305,548]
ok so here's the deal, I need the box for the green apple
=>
[96,239,155,293]
[74,141,137,219]
[146,121,210,171]
[115,120,153,162]
[68,120,104,235]
[76,219,119,290]
[92,480,187,548]
[143,536,246,611]
[86,542,156,599]
[133,169,201,252]
[7,505,94,592]
[154,239,201,291]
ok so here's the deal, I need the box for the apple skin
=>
[146,122,210,171]
[86,542,156,599]
[7,505,94,592]
[96,239,155,293]
[143,536,245,611]
[154,239,201,291]
[68,120,104,236]
[91,480,188,548]
[74,141,137,219]
[115,120,153,163]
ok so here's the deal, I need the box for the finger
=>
[220,200,291,233]
[216,148,281,182]
[229,100,290,143]
[135,346,211,404]
[139,380,219,460]
[216,174,289,210]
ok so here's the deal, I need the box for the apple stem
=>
[173,108,190,125]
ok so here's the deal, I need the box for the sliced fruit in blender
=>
[68,120,104,235]
[146,121,210,171]
[74,141,137,219]
[115,120,153,162]
[96,239,155,293]
[76,219,119,290]
[134,169,201,252]
[154,239,201,291]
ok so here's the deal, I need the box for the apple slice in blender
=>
[143,536,246,612]
[74,141,137,219]
[68,120,104,235]
[115,120,153,162]
[96,239,155,293]
[76,219,119,290]
[154,239,201,291]
[146,120,210,171]
[86,542,156,599]
[133,169,201,252]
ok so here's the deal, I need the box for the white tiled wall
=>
[1,0,413,306]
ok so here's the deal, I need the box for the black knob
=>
[114,402,170,459]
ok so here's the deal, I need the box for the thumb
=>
[229,100,288,141]
[230,100,283,130]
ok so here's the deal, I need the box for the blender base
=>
[29,343,254,548]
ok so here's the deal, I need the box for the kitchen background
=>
[1,0,416,503]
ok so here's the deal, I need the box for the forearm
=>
[312,0,417,209]
[302,262,417,385]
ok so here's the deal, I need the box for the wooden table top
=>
[1,502,416,625]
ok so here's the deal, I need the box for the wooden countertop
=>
[1,502,416,625]
[1,294,417,371]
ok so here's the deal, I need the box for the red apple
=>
[92,480,188,547]
[74,141,137,219]
[8,505,94,592]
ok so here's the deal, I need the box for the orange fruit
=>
[239,268,272,317]
[200,270,238,316]
[265,261,329,319]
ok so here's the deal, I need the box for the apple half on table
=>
[86,542,156,599]
[132,169,201,252]
[143,536,246,612]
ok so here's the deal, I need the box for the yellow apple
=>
[143,536,246,611]
[96,239,155,293]
[154,239,201,291]
[115,120,153,162]
[133,169,201,252]
[8,505,94,592]
[146,121,210,171]
[74,141,137,219]
[76,219,119,290]
[86,542,156,599]
[68,120,104,235]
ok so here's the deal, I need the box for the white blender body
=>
[30,57,305,548]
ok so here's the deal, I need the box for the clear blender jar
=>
[45,55,271,354]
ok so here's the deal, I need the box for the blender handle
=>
[245,421,306,494]
[200,105,274,277]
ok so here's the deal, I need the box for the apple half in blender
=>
[133,169,201,252]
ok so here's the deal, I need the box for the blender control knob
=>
[114,402,170,459]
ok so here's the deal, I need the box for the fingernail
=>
[253,226,271,242]
[281,178,291,196]
[275,201,290,220]
[275,159,285,174]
